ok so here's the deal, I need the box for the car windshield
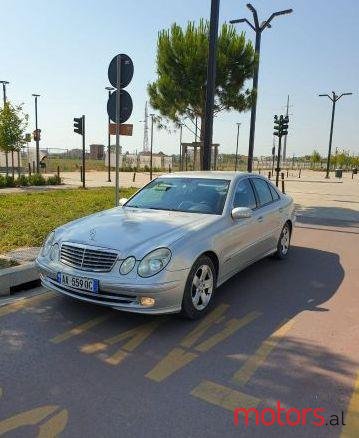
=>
[125,177,230,215]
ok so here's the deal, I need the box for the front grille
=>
[60,243,118,272]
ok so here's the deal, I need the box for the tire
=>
[275,222,291,259]
[180,255,216,320]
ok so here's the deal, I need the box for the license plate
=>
[57,272,99,293]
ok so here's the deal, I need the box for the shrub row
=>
[0,174,62,188]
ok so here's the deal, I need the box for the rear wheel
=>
[180,255,216,320]
[275,222,291,259]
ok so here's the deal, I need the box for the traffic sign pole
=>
[82,115,86,189]
[115,55,121,207]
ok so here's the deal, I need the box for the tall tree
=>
[148,20,256,137]
[0,102,28,176]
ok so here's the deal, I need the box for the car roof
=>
[158,171,251,181]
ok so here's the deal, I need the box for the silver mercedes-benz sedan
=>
[36,171,295,319]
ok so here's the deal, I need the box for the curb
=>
[0,262,40,297]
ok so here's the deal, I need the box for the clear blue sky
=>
[1,0,358,158]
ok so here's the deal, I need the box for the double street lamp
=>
[230,3,293,173]
[319,91,353,178]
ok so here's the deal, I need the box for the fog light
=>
[140,297,155,307]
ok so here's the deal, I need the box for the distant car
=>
[36,172,295,319]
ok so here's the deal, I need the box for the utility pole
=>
[150,113,155,180]
[179,123,183,171]
[105,86,114,182]
[319,91,352,178]
[0,80,9,105]
[283,94,290,162]
[202,0,220,170]
[235,123,241,171]
[32,94,41,173]
[230,4,293,173]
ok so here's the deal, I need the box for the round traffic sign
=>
[107,90,133,124]
[108,54,134,89]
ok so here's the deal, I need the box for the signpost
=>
[107,54,133,206]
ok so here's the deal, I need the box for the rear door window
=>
[251,178,273,207]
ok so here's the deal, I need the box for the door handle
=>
[257,216,263,222]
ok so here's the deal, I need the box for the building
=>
[104,151,172,170]
[90,144,104,160]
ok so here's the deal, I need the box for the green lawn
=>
[0,187,137,253]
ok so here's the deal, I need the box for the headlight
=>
[119,256,136,275]
[41,232,55,257]
[138,248,171,278]
[50,243,60,261]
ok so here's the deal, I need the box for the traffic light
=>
[74,117,83,135]
[273,115,289,137]
[273,115,281,137]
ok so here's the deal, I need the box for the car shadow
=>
[295,204,359,228]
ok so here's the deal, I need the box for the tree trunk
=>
[200,115,205,170]
[17,150,21,177]
[5,151,9,176]
[11,150,15,179]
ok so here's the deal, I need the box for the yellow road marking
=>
[145,347,198,382]
[146,310,260,382]
[341,370,359,438]
[50,314,111,344]
[81,319,165,366]
[232,319,295,386]
[180,304,229,349]
[191,380,260,411]
[0,292,55,318]
[0,405,68,436]
[195,311,261,353]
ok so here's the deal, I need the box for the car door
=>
[249,178,279,255]
[220,178,259,280]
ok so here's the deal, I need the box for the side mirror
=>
[119,198,128,206]
[231,207,253,220]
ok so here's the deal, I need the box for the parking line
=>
[195,311,262,353]
[232,319,295,386]
[180,304,229,349]
[341,370,359,437]
[191,380,261,411]
[50,314,111,344]
[0,292,55,319]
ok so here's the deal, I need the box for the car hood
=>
[56,207,219,258]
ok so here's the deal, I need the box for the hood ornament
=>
[89,228,96,241]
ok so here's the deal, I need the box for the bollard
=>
[133,172,136,182]
[281,172,285,193]
[286,169,289,178]
[268,171,271,179]
[299,168,301,178]
[28,163,31,176]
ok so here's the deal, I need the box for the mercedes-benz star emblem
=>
[89,229,96,241]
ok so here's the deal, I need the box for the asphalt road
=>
[0,221,358,437]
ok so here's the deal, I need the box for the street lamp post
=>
[235,122,241,171]
[179,123,183,171]
[150,113,155,180]
[319,91,353,178]
[32,94,40,173]
[230,4,293,173]
[105,86,114,182]
[202,0,220,171]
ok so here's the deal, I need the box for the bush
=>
[46,174,62,185]
[4,175,15,187]
[0,175,6,188]
[28,173,46,186]
[17,175,29,186]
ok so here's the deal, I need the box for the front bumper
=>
[35,258,188,315]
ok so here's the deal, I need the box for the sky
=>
[1,0,359,158]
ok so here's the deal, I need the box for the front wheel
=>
[275,222,291,259]
[180,255,216,320]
